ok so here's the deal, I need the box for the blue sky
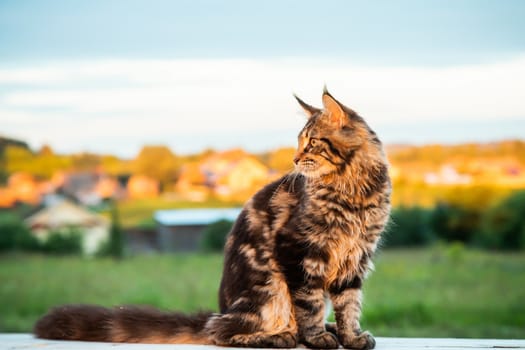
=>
[1,0,524,156]
[1,0,524,64]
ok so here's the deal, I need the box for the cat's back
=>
[232,173,305,239]
[252,173,305,213]
[218,173,305,311]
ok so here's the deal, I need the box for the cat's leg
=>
[329,275,375,350]
[208,275,298,349]
[292,286,340,349]
[228,331,297,348]
[206,312,297,348]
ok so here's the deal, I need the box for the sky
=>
[1,0,524,157]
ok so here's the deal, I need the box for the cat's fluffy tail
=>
[34,304,214,344]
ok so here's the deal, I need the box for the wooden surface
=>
[1,334,524,350]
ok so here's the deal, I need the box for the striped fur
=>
[34,89,391,349]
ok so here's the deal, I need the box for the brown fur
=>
[34,89,391,349]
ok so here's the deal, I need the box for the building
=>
[61,172,125,205]
[175,149,271,201]
[154,208,242,252]
[424,165,472,185]
[127,174,159,199]
[25,199,109,254]
[6,172,41,205]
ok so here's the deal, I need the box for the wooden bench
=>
[1,334,524,350]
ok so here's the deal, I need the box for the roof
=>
[25,200,108,229]
[154,208,242,226]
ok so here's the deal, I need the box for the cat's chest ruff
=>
[300,184,370,286]
[307,193,365,233]
[302,230,366,288]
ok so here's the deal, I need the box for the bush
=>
[97,204,125,259]
[1,212,84,255]
[0,212,40,252]
[201,219,233,252]
[429,203,480,244]
[477,191,525,250]
[41,228,83,255]
[384,206,434,247]
[108,204,124,258]
[14,228,41,251]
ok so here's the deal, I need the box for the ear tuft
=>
[322,88,346,128]
[294,94,321,118]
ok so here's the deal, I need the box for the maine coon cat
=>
[35,89,391,349]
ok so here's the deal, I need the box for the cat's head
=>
[293,88,382,179]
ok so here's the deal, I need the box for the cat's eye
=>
[310,138,319,147]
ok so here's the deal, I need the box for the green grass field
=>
[1,248,524,338]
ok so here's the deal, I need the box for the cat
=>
[34,88,391,349]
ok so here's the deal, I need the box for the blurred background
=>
[1,0,524,338]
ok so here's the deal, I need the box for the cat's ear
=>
[322,87,348,128]
[294,94,320,118]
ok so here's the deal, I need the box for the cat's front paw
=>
[340,330,376,350]
[264,332,298,348]
[302,331,340,349]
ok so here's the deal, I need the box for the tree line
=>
[3,190,525,254]
[386,190,525,250]
[197,190,525,252]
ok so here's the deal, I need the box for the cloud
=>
[1,56,524,156]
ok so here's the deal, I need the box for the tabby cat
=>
[35,89,391,349]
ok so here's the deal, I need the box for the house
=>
[127,174,159,199]
[0,171,62,208]
[175,149,271,201]
[174,162,210,202]
[61,172,100,205]
[213,156,269,199]
[424,165,472,185]
[25,199,109,254]
[94,176,123,199]
[154,208,242,252]
[0,187,15,208]
[57,171,125,206]
[7,172,41,205]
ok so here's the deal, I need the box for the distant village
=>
[2,137,524,208]
[388,141,525,188]
[0,135,289,208]
[0,148,276,208]
[1,135,524,254]
[0,137,289,254]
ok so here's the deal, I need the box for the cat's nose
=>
[293,150,303,164]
